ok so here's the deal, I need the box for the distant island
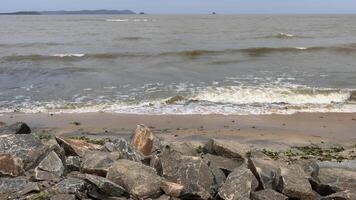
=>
[0,9,136,15]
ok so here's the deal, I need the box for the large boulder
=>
[162,141,199,156]
[202,153,242,174]
[251,189,288,200]
[81,151,121,177]
[55,136,101,157]
[0,134,46,170]
[132,125,160,156]
[66,156,81,172]
[103,138,143,162]
[203,139,249,163]
[218,166,258,200]
[74,173,127,197]
[0,153,24,177]
[35,151,64,181]
[0,122,31,135]
[317,168,356,194]
[277,165,316,200]
[160,148,215,199]
[51,177,89,199]
[321,190,356,200]
[0,177,39,198]
[247,152,282,190]
[107,159,162,199]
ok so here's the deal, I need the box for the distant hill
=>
[0,10,136,15]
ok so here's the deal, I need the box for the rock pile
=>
[0,122,355,200]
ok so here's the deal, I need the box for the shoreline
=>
[1,112,356,149]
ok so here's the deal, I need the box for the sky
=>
[1,0,356,14]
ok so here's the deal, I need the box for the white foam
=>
[279,32,295,37]
[106,19,129,22]
[52,53,85,58]
[296,47,308,50]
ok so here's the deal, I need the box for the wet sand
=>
[1,112,356,149]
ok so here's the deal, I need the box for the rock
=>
[0,134,45,170]
[0,153,24,177]
[0,121,6,128]
[52,177,89,199]
[0,177,31,194]
[348,91,356,102]
[161,181,184,198]
[277,165,316,200]
[161,141,198,156]
[203,139,249,162]
[247,153,282,190]
[132,124,160,156]
[251,189,288,200]
[35,151,64,181]
[75,173,127,197]
[317,168,356,195]
[55,136,101,157]
[202,153,242,174]
[104,138,143,162]
[107,159,162,199]
[150,154,163,175]
[218,166,258,200]
[160,148,215,199]
[0,122,31,135]
[294,159,320,180]
[50,194,77,200]
[321,190,356,200]
[81,151,120,177]
[66,156,81,171]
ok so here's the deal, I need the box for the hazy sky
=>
[2,0,356,14]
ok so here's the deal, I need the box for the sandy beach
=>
[1,112,355,150]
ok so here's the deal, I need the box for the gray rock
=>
[203,139,249,162]
[66,156,81,171]
[251,189,288,200]
[202,153,242,174]
[52,177,89,199]
[321,190,356,200]
[160,149,215,199]
[0,177,31,194]
[0,122,31,135]
[81,151,121,177]
[218,166,258,200]
[107,159,162,199]
[50,194,76,200]
[248,154,282,190]
[160,141,198,156]
[104,138,143,162]
[277,165,316,200]
[295,159,320,180]
[317,168,356,195]
[0,153,24,177]
[35,151,64,181]
[55,136,101,157]
[77,173,127,197]
[0,134,46,170]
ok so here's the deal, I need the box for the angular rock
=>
[317,168,356,194]
[52,177,89,199]
[251,189,288,200]
[321,190,356,200]
[35,151,64,181]
[0,153,24,177]
[160,149,215,199]
[0,177,32,194]
[202,153,242,174]
[81,151,121,177]
[248,153,282,190]
[107,159,162,199]
[132,124,159,156]
[203,139,249,162]
[161,181,184,198]
[277,165,316,200]
[0,134,45,170]
[103,138,143,162]
[0,122,31,135]
[55,136,101,157]
[162,141,199,156]
[50,194,76,200]
[218,166,258,200]
[66,156,81,171]
[294,159,319,180]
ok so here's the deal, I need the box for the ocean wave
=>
[2,44,356,62]
[257,33,311,39]
[106,19,129,22]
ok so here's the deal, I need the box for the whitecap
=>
[52,53,85,58]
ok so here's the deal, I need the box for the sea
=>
[1,15,356,115]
